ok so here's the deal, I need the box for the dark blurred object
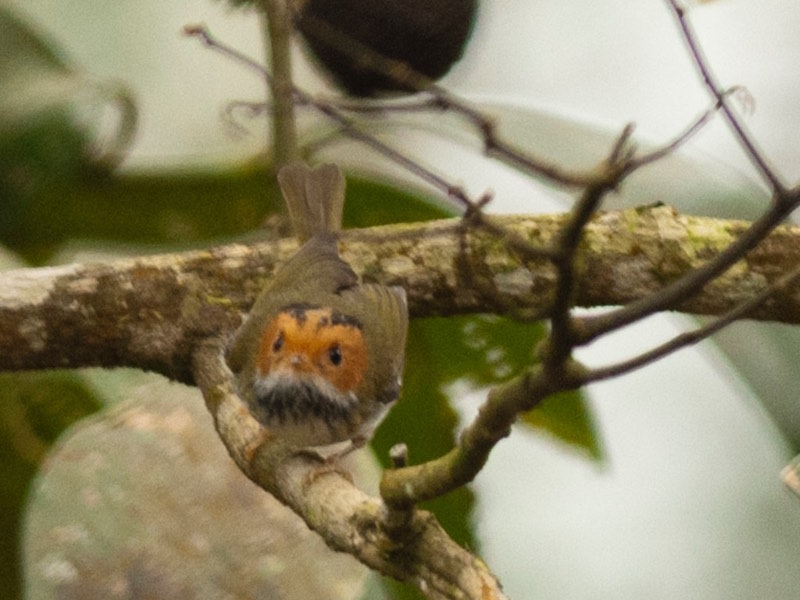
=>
[295,0,478,96]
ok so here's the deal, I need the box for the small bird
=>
[226,163,408,452]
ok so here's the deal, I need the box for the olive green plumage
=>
[226,163,408,448]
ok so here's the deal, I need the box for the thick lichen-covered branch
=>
[1,205,800,382]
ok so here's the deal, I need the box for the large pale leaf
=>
[23,379,369,600]
[0,371,102,599]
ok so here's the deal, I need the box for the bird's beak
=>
[287,354,311,373]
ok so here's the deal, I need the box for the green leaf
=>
[400,315,603,460]
[344,175,452,226]
[0,167,286,262]
[0,164,442,264]
[521,390,603,461]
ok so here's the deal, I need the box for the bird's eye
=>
[272,332,284,352]
[328,344,342,366]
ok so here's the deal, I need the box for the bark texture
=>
[1,206,798,382]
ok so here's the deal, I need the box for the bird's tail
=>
[277,163,345,243]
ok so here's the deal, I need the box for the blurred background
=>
[2,0,800,599]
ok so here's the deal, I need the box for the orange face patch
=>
[256,305,368,394]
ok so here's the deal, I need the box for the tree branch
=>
[576,192,800,344]
[380,360,586,506]
[665,0,786,194]
[191,336,508,600]
[262,0,300,165]
[269,12,595,188]
[3,206,800,381]
[582,262,800,383]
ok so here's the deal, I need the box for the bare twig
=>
[288,9,747,196]
[559,3,800,349]
[665,0,787,194]
[629,90,736,170]
[582,263,800,383]
[286,11,597,187]
[184,24,478,210]
[383,444,415,536]
[576,163,800,347]
[380,353,588,505]
[381,365,548,505]
[184,22,738,282]
[546,125,636,362]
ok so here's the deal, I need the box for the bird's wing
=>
[339,283,409,404]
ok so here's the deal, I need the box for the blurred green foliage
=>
[0,372,103,599]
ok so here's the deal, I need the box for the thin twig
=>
[288,11,597,188]
[547,125,635,362]
[665,0,787,195]
[571,4,800,345]
[576,193,800,345]
[581,263,800,383]
[184,24,477,210]
[381,366,551,505]
[629,92,732,170]
[331,94,446,115]
[221,100,269,137]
